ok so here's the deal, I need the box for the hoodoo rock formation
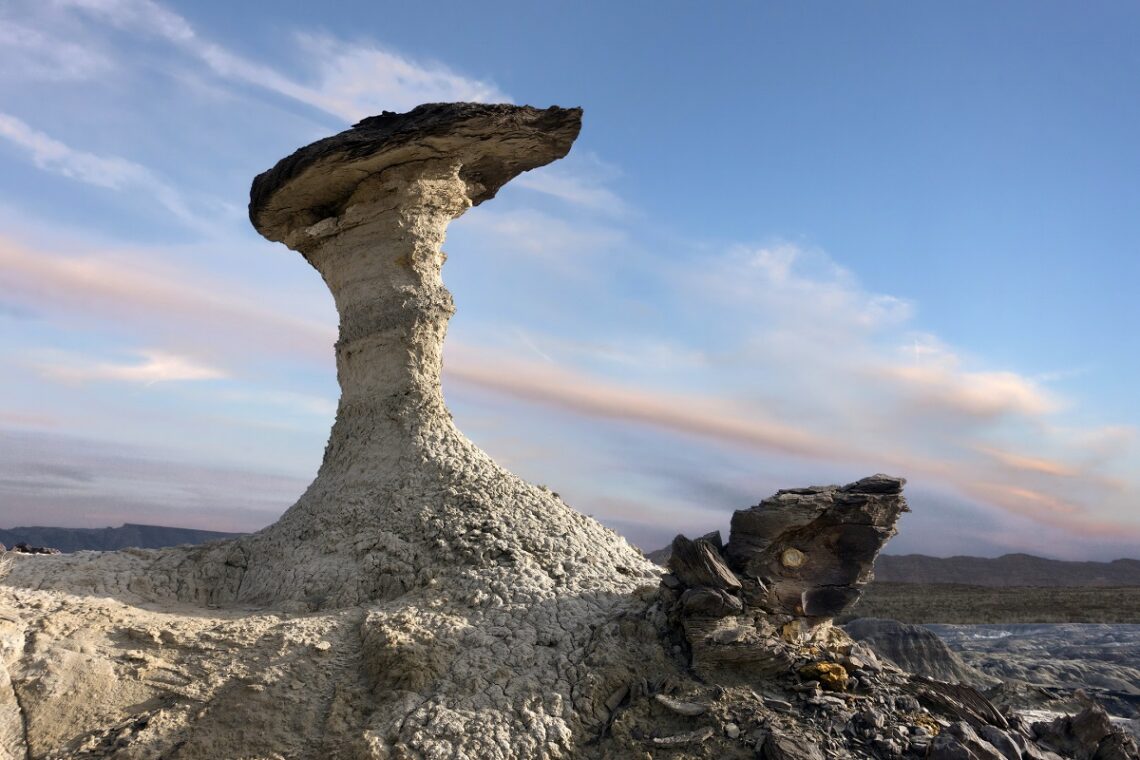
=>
[0,103,668,758]
[1,104,1135,759]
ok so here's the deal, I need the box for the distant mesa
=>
[874,553,1140,587]
[0,523,244,554]
[650,548,1140,588]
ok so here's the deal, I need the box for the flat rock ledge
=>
[0,104,1133,760]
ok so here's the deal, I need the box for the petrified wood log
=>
[723,474,908,618]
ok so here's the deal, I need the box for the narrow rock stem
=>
[300,161,470,477]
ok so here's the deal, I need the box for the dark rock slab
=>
[761,731,826,760]
[683,619,794,680]
[928,722,1010,760]
[723,474,908,618]
[667,534,740,592]
[904,676,1008,731]
[679,587,742,617]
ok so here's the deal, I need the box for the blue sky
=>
[1,0,1138,559]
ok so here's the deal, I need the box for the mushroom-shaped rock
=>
[214,103,653,609]
[0,104,674,760]
[249,103,580,487]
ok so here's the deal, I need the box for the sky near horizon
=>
[1,0,1138,560]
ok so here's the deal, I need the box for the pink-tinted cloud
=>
[444,344,1140,546]
[882,364,1057,419]
[445,348,847,463]
[0,411,60,429]
[963,481,1140,543]
[34,349,227,385]
[0,236,335,363]
[974,445,1079,477]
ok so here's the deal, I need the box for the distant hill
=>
[0,523,246,553]
[647,545,1140,587]
[875,553,1140,587]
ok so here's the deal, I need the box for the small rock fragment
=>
[762,732,826,760]
[605,685,629,713]
[680,587,743,617]
[650,727,715,747]
[653,693,707,716]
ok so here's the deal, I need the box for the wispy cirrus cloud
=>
[291,33,508,120]
[0,19,115,82]
[34,349,227,385]
[0,112,197,223]
[452,207,628,276]
[6,220,1137,552]
[514,153,631,217]
[0,0,510,239]
[49,0,508,121]
[0,236,336,366]
[697,244,914,338]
